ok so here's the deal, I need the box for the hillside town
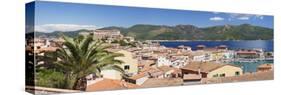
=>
[26,29,274,93]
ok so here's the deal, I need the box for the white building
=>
[93,29,123,40]
[188,51,214,62]
[171,59,188,68]
[157,56,172,67]
[170,55,189,68]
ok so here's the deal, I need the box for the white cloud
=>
[209,16,225,21]
[35,24,99,32]
[237,16,250,20]
[229,13,264,20]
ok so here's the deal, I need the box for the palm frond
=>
[48,34,126,90]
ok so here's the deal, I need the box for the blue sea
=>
[159,40,273,51]
[159,40,274,72]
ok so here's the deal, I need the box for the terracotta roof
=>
[202,71,274,83]
[236,50,257,55]
[181,62,226,73]
[157,66,174,73]
[138,60,155,67]
[258,64,273,69]
[139,67,164,77]
[141,78,183,88]
[86,78,139,91]
[183,74,201,80]
[140,67,159,73]
[129,73,148,80]
[257,64,274,71]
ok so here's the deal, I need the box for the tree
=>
[36,69,65,88]
[54,35,125,90]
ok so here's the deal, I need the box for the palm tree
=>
[54,35,125,90]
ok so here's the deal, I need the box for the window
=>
[219,73,225,77]
[124,65,130,70]
[213,74,218,78]
[235,71,240,76]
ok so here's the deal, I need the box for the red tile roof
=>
[236,50,257,55]
[183,74,201,80]
[86,78,139,91]
[129,73,148,80]
[141,78,183,88]
[202,71,273,83]
[181,62,226,73]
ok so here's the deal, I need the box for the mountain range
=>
[31,24,273,40]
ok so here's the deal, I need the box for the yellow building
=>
[100,70,123,80]
[101,50,138,80]
[115,50,138,75]
[207,65,243,78]
[181,62,243,80]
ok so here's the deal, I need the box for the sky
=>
[29,1,274,32]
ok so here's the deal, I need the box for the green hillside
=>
[31,24,273,40]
